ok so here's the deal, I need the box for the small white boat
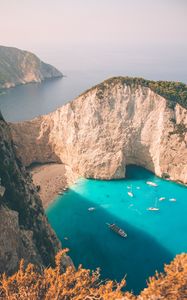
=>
[58,191,63,195]
[146,181,158,187]
[127,191,134,197]
[127,186,131,189]
[147,197,160,211]
[159,197,166,201]
[136,187,140,190]
[169,198,176,202]
[88,207,96,211]
[147,207,160,211]
[64,237,68,240]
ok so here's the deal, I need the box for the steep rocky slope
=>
[11,77,187,184]
[0,45,62,89]
[0,113,71,275]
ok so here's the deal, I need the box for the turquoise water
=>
[46,165,187,294]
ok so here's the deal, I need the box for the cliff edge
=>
[11,77,187,184]
[0,113,72,275]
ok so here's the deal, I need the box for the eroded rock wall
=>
[11,81,187,183]
[0,114,72,275]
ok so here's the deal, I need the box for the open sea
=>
[46,165,187,294]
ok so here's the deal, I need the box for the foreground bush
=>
[140,253,187,300]
[0,250,186,299]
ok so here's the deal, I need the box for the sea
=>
[46,165,187,294]
[0,70,113,122]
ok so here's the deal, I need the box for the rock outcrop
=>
[0,45,62,89]
[10,77,187,184]
[0,113,72,275]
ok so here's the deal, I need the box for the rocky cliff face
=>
[0,113,72,275]
[0,45,62,89]
[10,78,187,184]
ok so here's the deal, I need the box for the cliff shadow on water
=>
[46,186,173,294]
[125,164,156,181]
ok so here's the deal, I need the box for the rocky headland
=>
[10,77,187,185]
[0,112,72,275]
[0,45,62,90]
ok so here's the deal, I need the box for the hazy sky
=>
[0,0,187,81]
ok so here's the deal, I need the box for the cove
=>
[46,165,187,294]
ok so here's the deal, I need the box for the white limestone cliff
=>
[10,79,187,184]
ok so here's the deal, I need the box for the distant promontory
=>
[0,45,62,89]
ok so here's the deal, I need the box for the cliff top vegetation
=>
[82,76,187,110]
[0,250,186,300]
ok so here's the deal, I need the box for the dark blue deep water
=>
[46,166,187,294]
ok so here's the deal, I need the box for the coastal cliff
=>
[0,113,71,275]
[11,77,187,184]
[0,45,62,89]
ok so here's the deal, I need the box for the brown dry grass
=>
[0,250,186,300]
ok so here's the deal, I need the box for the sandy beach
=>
[29,163,79,208]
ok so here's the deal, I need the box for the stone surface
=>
[0,207,22,274]
[0,45,62,90]
[10,78,187,184]
[0,115,72,275]
[0,184,5,198]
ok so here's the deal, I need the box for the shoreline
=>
[29,163,79,209]
[0,76,63,98]
[29,163,187,210]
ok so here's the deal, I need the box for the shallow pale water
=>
[46,165,187,294]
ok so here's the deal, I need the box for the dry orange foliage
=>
[140,253,187,300]
[0,250,186,300]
